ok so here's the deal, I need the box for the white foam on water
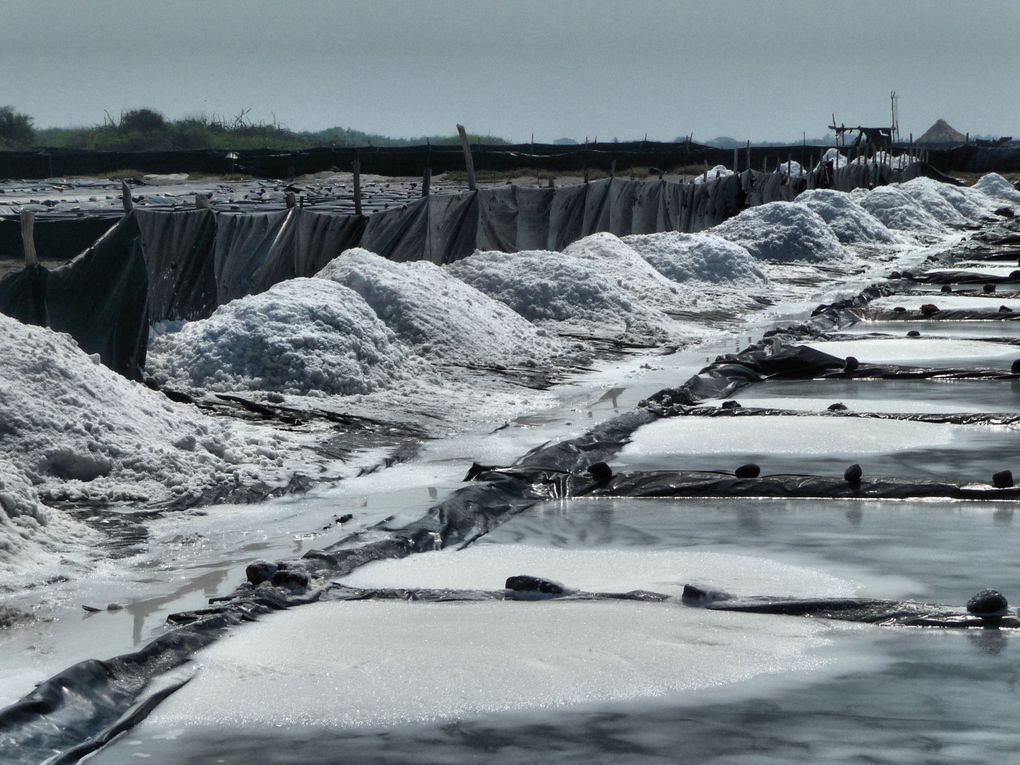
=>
[621,416,958,458]
[141,599,849,730]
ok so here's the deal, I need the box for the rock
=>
[505,575,565,595]
[920,303,940,316]
[992,470,1014,488]
[995,206,1015,218]
[720,400,742,410]
[844,356,859,372]
[900,271,914,280]
[734,463,760,478]
[81,605,102,613]
[271,568,309,590]
[906,330,921,338]
[586,461,613,481]
[888,271,901,279]
[1010,270,1020,280]
[844,463,863,483]
[1000,305,1014,313]
[463,462,495,481]
[940,285,952,293]
[681,584,731,605]
[337,513,353,523]
[246,559,278,586]
[984,283,997,294]
[266,392,285,403]
[1012,359,1020,374]
[893,306,907,313]
[106,603,124,611]
[827,402,848,411]
[966,589,1008,616]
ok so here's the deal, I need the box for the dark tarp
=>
[213,209,293,303]
[291,208,366,277]
[0,264,48,326]
[45,213,149,379]
[136,208,217,322]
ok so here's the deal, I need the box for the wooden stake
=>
[547,176,555,188]
[20,210,37,266]
[746,141,751,174]
[733,147,738,173]
[609,159,616,178]
[120,180,134,213]
[583,167,590,184]
[352,160,363,215]
[456,124,477,191]
[285,192,296,209]
[422,167,432,198]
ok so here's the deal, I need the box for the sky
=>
[2,0,1018,143]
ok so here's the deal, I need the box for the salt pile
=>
[622,231,768,287]
[855,186,947,233]
[447,247,677,343]
[896,178,971,226]
[973,173,1020,206]
[693,164,734,183]
[561,233,687,312]
[776,159,804,178]
[318,248,565,369]
[147,278,417,395]
[0,313,297,510]
[795,189,901,245]
[0,457,97,576]
[925,181,998,221]
[712,202,849,263]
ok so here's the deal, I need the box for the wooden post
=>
[456,124,477,191]
[352,160,363,215]
[120,180,134,213]
[583,167,590,184]
[421,167,432,198]
[196,194,212,209]
[763,155,768,173]
[703,160,708,182]
[285,192,296,209]
[733,147,738,173]
[746,141,751,174]
[547,176,555,188]
[609,159,616,178]
[20,210,37,266]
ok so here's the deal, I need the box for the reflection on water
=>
[96,629,1020,764]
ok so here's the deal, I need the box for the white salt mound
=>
[973,173,1020,205]
[795,189,900,245]
[712,201,848,263]
[318,248,564,368]
[0,313,295,509]
[896,177,971,226]
[147,278,416,395]
[562,233,686,312]
[777,160,804,178]
[693,165,734,183]
[623,231,769,286]
[856,186,948,233]
[447,248,676,343]
[0,458,97,575]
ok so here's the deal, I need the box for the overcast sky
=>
[2,0,1017,142]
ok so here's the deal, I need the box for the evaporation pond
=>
[805,337,1020,368]
[839,320,1020,339]
[719,377,1020,413]
[617,415,1020,481]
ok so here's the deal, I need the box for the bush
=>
[0,106,35,146]
[120,108,166,133]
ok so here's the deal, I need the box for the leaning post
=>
[20,210,37,267]
[456,124,477,191]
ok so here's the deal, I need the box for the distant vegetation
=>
[2,106,513,152]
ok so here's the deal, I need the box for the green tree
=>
[0,105,35,146]
[120,108,166,133]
